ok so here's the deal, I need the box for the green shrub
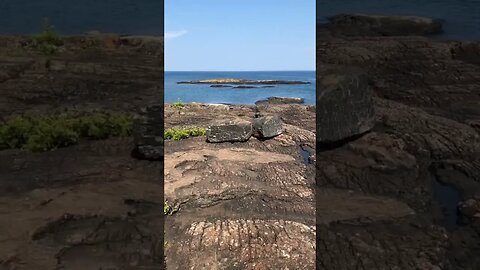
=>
[164,127,206,141]
[0,111,133,152]
[171,99,185,109]
[28,18,63,55]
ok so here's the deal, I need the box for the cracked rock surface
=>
[316,24,480,269]
[164,103,316,269]
[0,34,165,269]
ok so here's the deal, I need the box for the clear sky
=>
[165,0,315,71]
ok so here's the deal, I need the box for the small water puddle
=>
[299,144,314,165]
[431,176,462,230]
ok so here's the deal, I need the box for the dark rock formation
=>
[232,85,258,89]
[459,198,480,222]
[252,115,283,139]
[316,219,449,270]
[317,20,480,269]
[132,105,163,160]
[255,96,305,105]
[0,34,163,116]
[451,42,480,65]
[317,73,375,144]
[209,84,231,88]
[321,14,443,37]
[206,119,253,143]
[0,34,165,269]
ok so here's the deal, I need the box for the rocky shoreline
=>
[0,33,165,269]
[0,13,479,269]
[163,102,316,269]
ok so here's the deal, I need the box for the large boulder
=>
[133,105,163,160]
[317,72,375,144]
[451,42,480,65]
[323,14,443,37]
[458,198,480,223]
[253,115,283,139]
[207,119,253,143]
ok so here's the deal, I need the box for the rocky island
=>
[177,78,311,85]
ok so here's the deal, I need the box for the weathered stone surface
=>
[459,198,480,221]
[206,119,253,143]
[0,34,163,116]
[451,42,480,65]
[317,219,449,270]
[317,73,375,144]
[317,23,480,269]
[168,219,315,270]
[132,105,163,160]
[253,115,283,139]
[322,14,443,37]
[163,104,316,269]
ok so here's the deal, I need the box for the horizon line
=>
[165,70,315,72]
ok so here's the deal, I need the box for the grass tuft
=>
[171,99,185,109]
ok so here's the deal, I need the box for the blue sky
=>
[165,0,315,71]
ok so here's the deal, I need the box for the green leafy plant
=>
[171,99,185,109]
[0,111,133,152]
[28,18,63,54]
[164,127,206,141]
[164,201,173,215]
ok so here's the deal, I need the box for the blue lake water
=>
[0,0,163,35]
[165,71,316,105]
[318,0,480,40]
[0,1,477,39]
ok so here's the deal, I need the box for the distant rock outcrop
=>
[177,78,310,85]
[255,96,305,105]
[232,85,258,89]
[210,85,231,88]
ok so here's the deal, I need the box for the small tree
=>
[29,17,63,54]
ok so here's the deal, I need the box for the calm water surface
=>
[165,71,315,105]
[318,0,480,40]
[0,0,163,35]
